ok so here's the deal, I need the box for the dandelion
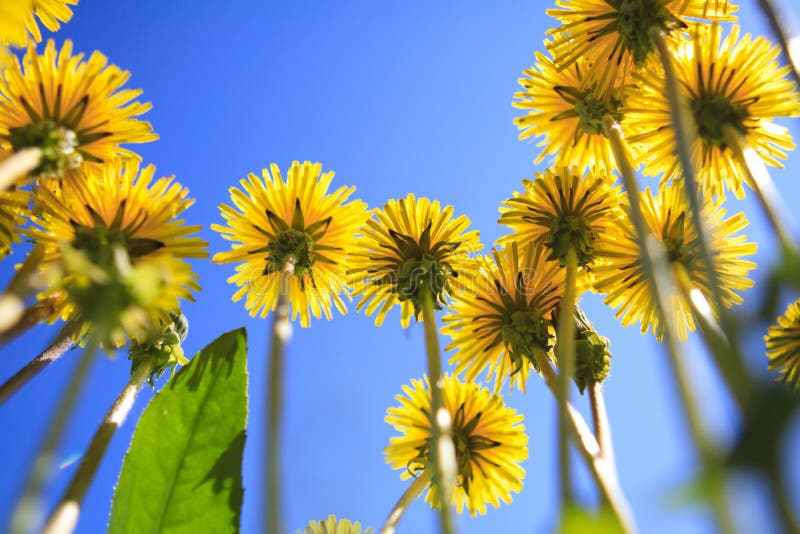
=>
[0,188,28,258]
[385,374,527,516]
[350,194,481,327]
[298,515,374,534]
[0,39,156,180]
[765,299,800,392]
[212,161,368,327]
[0,2,30,69]
[626,22,800,199]
[442,242,566,394]
[593,182,756,341]
[546,0,736,90]
[498,166,623,269]
[28,159,207,346]
[513,54,627,175]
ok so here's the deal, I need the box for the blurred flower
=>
[498,166,623,269]
[213,161,368,328]
[350,194,481,327]
[385,374,527,516]
[0,39,156,180]
[0,187,28,258]
[297,515,373,534]
[593,182,756,341]
[0,1,32,69]
[546,0,736,90]
[442,242,565,394]
[513,53,627,175]
[765,299,800,392]
[626,22,800,199]
[28,159,207,346]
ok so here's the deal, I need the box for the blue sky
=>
[1,1,799,533]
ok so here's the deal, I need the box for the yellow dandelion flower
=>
[442,242,566,394]
[0,1,31,69]
[626,22,800,199]
[297,515,374,534]
[513,54,628,175]
[0,187,28,258]
[350,194,481,327]
[765,299,800,392]
[498,166,623,269]
[385,374,527,516]
[546,0,736,90]
[0,39,156,180]
[592,182,756,341]
[28,159,207,345]
[24,0,78,43]
[212,161,368,328]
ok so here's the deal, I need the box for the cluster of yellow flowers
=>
[0,1,207,351]
[3,0,800,532]
[208,0,800,531]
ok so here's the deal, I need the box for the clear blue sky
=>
[1,1,799,533]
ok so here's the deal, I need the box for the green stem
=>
[588,381,616,472]
[380,470,432,534]
[603,117,735,534]
[42,359,154,534]
[266,260,295,534]
[420,283,456,534]
[556,248,578,508]
[756,0,800,88]
[768,466,800,534]
[8,342,98,534]
[722,124,798,254]
[0,332,74,407]
[0,297,59,348]
[650,27,753,411]
[533,352,637,534]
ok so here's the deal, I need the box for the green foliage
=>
[558,504,623,534]
[108,328,248,534]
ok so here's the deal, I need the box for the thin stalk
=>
[588,381,616,472]
[0,148,42,191]
[8,342,98,534]
[533,352,637,534]
[0,297,59,347]
[0,246,46,332]
[723,124,798,254]
[42,359,155,534]
[420,282,457,534]
[650,27,753,411]
[0,332,74,407]
[756,0,800,88]
[380,470,433,534]
[266,260,294,534]
[768,467,800,534]
[556,248,578,507]
[604,116,735,534]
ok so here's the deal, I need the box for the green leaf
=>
[108,328,248,534]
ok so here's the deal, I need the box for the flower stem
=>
[0,147,42,191]
[0,332,74,407]
[650,27,753,411]
[556,247,578,508]
[380,470,433,534]
[420,282,457,534]
[756,0,800,88]
[768,466,800,534]
[533,352,637,534]
[588,380,616,472]
[266,260,295,534]
[722,124,798,254]
[0,297,59,348]
[8,342,98,534]
[603,116,735,534]
[41,359,154,534]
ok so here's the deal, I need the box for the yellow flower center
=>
[614,0,685,64]
[7,119,82,177]
[692,93,749,148]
